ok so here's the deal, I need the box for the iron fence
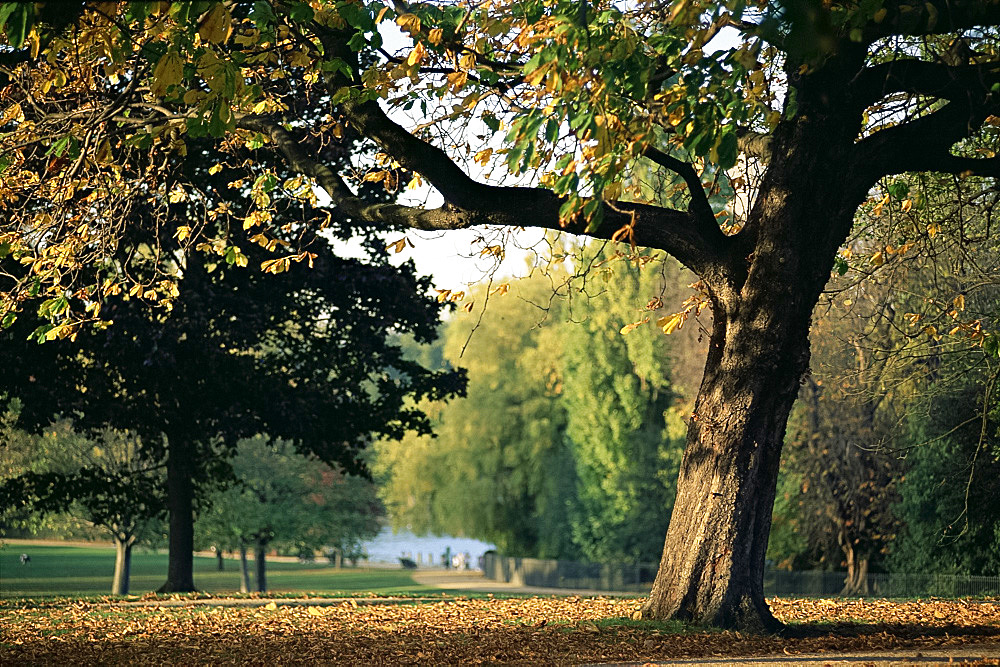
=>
[482,553,1000,598]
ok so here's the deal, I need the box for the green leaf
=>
[288,1,315,23]
[716,130,738,170]
[985,334,1000,358]
[2,3,30,49]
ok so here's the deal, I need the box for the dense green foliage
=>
[197,436,382,587]
[768,173,1000,580]
[377,244,687,563]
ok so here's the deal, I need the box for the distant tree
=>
[377,272,578,558]
[0,419,164,595]
[198,436,382,593]
[891,376,1000,576]
[378,243,687,562]
[773,170,1000,587]
[560,247,685,563]
[0,130,464,592]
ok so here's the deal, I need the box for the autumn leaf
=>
[657,313,684,335]
[150,50,184,98]
[620,318,649,335]
[198,3,233,44]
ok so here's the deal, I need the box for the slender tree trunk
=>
[841,544,871,596]
[159,438,197,593]
[111,536,133,596]
[239,543,252,593]
[254,540,268,594]
[216,548,224,571]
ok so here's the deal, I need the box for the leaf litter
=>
[1,595,998,664]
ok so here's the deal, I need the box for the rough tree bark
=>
[159,439,197,593]
[640,55,876,628]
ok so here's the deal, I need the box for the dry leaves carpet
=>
[2,595,999,664]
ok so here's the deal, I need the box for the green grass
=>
[0,544,435,598]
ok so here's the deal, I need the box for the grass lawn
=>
[1,543,431,598]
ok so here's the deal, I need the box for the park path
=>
[410,567,638,597]
[601,642,1000,665]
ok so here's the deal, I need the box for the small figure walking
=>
[19,553,30,565]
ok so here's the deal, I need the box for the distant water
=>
[360,527,495,567]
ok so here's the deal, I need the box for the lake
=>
[359,527,495,568]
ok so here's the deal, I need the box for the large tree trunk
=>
[254,540,268,594]
[111,536,133,596]
[239,543,252,593]
[636,54,878,627]
[159,439,197,593]
[641,290,812,632]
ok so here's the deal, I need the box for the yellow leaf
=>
[927,223,940,237]
[458,52,476,70]
[198,3,233,44]
[901,198,913,212]
[604,181,622,201]
[244,210,272,229]
[474,148,493,166]
[954,294,966,311]
[873,7,888,22]
[489,283,510,297]
[386,238,407,254]
[261,258,289,274]
[620,318,649,335]
[396,13,421,33]
[263,601,278,610]
[306,606,324,616]
[364,170,388,183]
[869,251,884,266]
[151,50,184,98]
[208,164,223,175]
[175,226,191,242]
[406,41,426,67]
[463,301,474,312]
[168,188,187,203]
[428,27,443,45]
[657,313,685,335]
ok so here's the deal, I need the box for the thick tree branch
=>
[642,146,716,225]
[853,59,1000,108]
[854,101,998,178]
[238,115,730,278]
[864,0,1000,41]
